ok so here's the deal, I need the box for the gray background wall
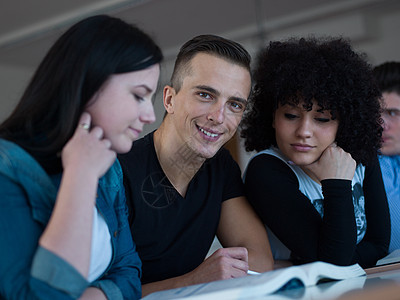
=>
[1,0,399,169]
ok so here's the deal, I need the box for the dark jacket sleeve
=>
[351,156,390,267]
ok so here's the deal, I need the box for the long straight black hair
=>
[0,15,162,173]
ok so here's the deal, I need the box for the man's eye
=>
[230,102,244,111]
[384,109,400,118]
[199,92,211,99]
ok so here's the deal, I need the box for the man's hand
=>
[141,247,249,297]
[183,247,249,284]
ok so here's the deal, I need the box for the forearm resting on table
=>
[247,247,274,272]
[142,248,248,297]
[217,196,275,273]
[142,247,274,297]
[274,260,293,270]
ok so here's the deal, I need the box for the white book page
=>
[143,262,365,300]
[376,249,400,266]
[142,266,306,299]
[308,262,366,284]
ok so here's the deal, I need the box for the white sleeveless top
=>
[88,207,112,282]
[247,147,367,260]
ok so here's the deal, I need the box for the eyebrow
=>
[283,103,301,109]
[195,85,248,104]
[135,84,153,94]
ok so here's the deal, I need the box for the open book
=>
[258,276,367,300]
[376,249,400,266]
[142,261,366,300]
[365,249,400,275]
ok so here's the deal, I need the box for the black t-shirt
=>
[244,154,390,268]
[118,132,244,283]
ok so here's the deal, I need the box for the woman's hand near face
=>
[62,112,116,179]
[40,112,116,279]
[303,143,356,182]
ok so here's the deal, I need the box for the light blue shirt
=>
[379,155,400,253]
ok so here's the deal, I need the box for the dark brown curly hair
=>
[240,37,383,165]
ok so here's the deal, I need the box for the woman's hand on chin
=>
[302,143,356,182]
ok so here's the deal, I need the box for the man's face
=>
[165,53,251,159]
[381,91,400,156]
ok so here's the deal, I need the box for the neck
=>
[300,166,321,185]
[154,123,206,197]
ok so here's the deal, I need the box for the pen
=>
[247,270,261,275]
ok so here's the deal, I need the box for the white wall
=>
[0,64,32,121]
[146,3,400,172]
[1,1,399,174]
[233,5,400,171]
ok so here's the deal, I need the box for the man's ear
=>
[163,85,176,114]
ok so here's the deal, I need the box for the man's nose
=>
[207,103,225,124]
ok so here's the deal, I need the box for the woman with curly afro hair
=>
[241,37,390,268]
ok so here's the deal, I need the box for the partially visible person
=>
[373,61,400,253]
[0,15,162,299]
[119,34,273,297]
[241,37,390,268]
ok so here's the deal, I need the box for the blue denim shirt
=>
[0,139,141,299]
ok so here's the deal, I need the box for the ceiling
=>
[1,0,398,71]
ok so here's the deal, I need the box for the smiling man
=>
[373,61,400,254]
[118,35,273,297]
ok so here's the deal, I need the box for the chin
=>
[381,148,399,156]
[114,142,133,154]
[196,146,219,159]
[196,150,216,159]
[290,156,319,166]
[191,137,222,158]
